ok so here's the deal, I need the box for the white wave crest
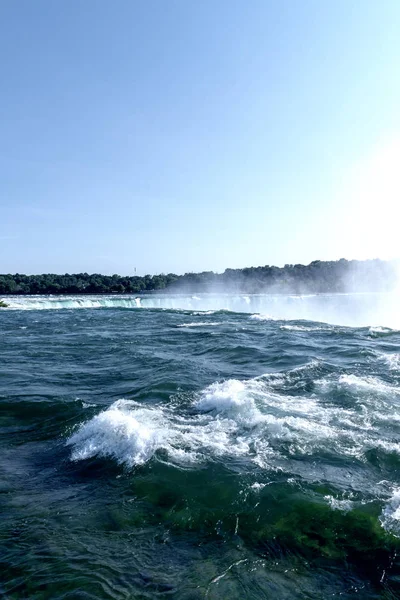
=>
[379,352,400,370]
[177,322,221,328]
[67,366,400,472]
[369,326,395,335]
[67,391,256,468]
[380,488,400,536]
[194,380,264,425]
[317,373,400,397]
[280,324,327,332]
[67,401,166,467]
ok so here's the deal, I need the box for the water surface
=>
[2,293,400,599]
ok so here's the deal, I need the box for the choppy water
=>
[2,293,400,599]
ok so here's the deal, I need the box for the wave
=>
[379,352,400,370]
[67,368,400,477]
[66,366,400,542]
[317,373,400,396]
[369,326,394,334]
[280,324,330,332]
[67,401,167,467]
[177,322,221,328]
[4,291,400,327]
[381,488,400,535]
[67,396,250,468]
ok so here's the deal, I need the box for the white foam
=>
[375,440,400,455]
[379,352,400,371]
[67,401,166,467]
[249,313,274,321]
[339,374,400,397]
[67,370,400,475]
[194,379,264,425]
[317,374,400,399]
[324,495,355,512]
[67,393,254,468]
[369,326,395,335]
[280,324,326,332]
[380,488,400,536]
[177,322,221,328]
[251,482,267,491]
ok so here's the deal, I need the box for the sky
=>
[1,0,400,276]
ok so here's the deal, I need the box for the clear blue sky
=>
[1,0,399,275]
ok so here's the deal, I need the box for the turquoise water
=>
[2,293,400,599]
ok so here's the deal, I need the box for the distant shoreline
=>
[0,259,397,296]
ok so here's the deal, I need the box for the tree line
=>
[0,259,397,295]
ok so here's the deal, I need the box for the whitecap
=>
[194,379,266,427]
[249,314,274,321]
[177,322,221,328]
[316,374,400,398]
[67,401,166,467]
[369,326,396,335]
[67,395,253,468]
[379,352,400,371]
[280,324,326,332]
[380,488,400,536]
[67,369,400,474]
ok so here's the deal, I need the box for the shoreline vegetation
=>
[0,258,397,296]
